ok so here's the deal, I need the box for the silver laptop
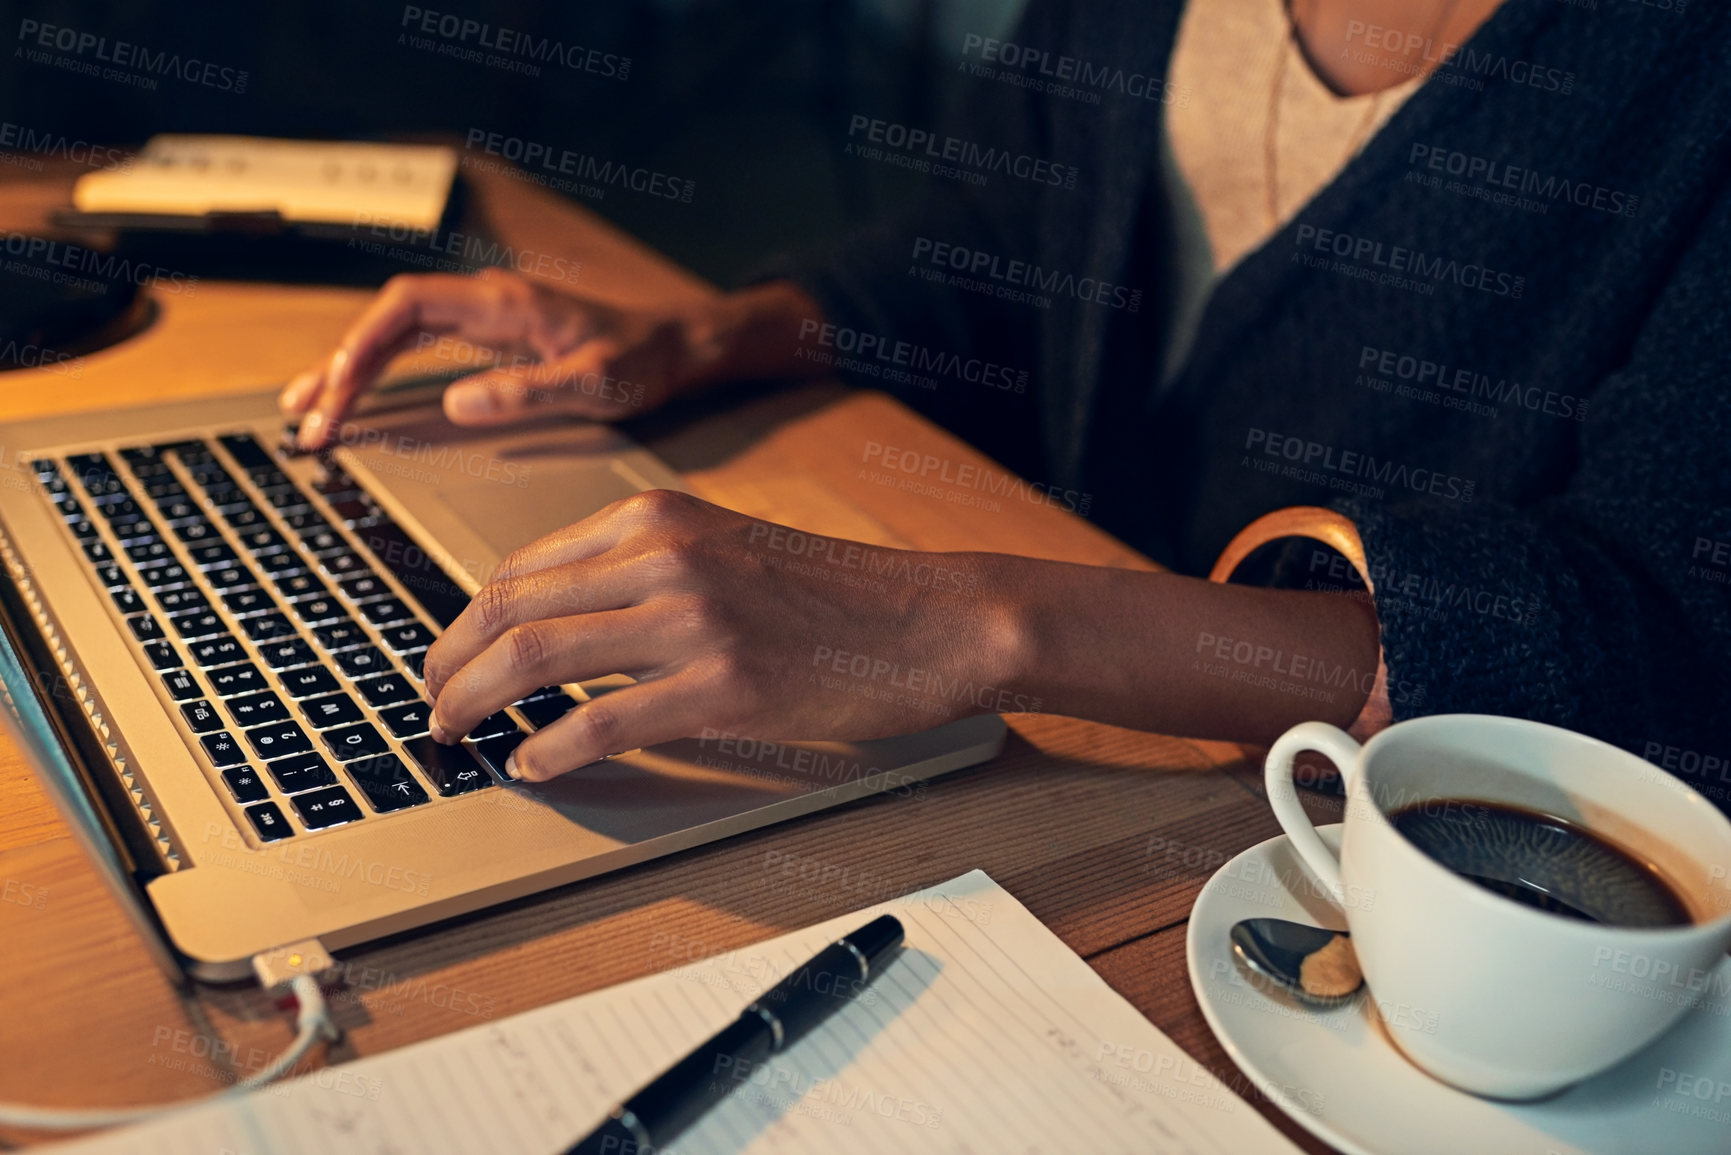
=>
[0,382,1004,982]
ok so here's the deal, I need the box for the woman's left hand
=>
[421,489,1020,782]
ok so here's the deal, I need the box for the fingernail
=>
[446,383,494,422]
[298,411,327,449]
[428,716,451,744]
[503,751,523,780]
[280,373,317,414]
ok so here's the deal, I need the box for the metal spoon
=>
[1229,918,1363,1008]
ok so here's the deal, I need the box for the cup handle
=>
[1265,722,1364,906]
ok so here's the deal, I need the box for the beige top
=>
[1156,0,1426,386]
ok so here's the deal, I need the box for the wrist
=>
[675,281,826,396]
[945,552,1043,715]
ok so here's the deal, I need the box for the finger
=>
[441,341,617,426]
[423,559,643,698]
[491,488,700,583]
[427,606,669,741]
[279,369,323,415]
[298,274,532,449]
[505,674,713,782]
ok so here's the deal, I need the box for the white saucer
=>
[1186,825,1731,1155]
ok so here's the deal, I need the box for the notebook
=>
[70,136,458,233]
[63,871,1301,1153]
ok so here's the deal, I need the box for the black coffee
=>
[1387,800,1691,928]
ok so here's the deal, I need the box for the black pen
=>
[564,914,905,1155]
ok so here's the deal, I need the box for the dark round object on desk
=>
[0,259,150,369]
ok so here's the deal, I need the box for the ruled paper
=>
[64,871,1300,1154]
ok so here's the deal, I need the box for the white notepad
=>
[73,136,457,232]
[65,871,1300,1154]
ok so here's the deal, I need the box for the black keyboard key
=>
[256,550,306,577]
[258,637,317,669]
[241,612,298,643]
[300,528,346,554]
[290,785,364,829]
[222,588,274,616]
[82,540,113,564]
[313,620,367,651]
[403,735,493,796]
[138,561,191,589]
[244,801,293,841]
[221,766,269,804]
[66,517,99,541]
[291,595,344,624]
[326,497,376,525]
[345,752,430,812]
[110,587,145,614]
[301,693,364,729]
[160,667,201,700]
[168,610,224,639]
[379,622,436,653]
[312,467,357,496]
[338,574,389,602]
[281,509,330,534]
[358,597,411,626]
[186,542,239,568]
[378,701,431,737]
[124,539,174,566]
[245,721,312,759]
[472,730,526,779]
[204,563,256,591]
[517,693,578,730]
[334,646,390,679]
[278,665,341,699]
[141,477,186,501]
[187,464,233,491]
[154,495,202,522]
[172,519,221,544]
[263,486,312,513]
[189,635,246,667]
[322,723,390,761]
[470,711,518,740]
[266,752,337,793]
[98,498,147,524]
[126,613,163,641]
[154,587,210,615]
[141,640,180,669]
[179,699,223,732]
[207,662,266,698]
[226,691,289,728]
[30,458,60,480]
[273,572,327,600]
[222,505,267,530]
[217,433,273,471]
[251,467,291,490]
[94,563,129,589]
[318,552,368,579]
[401,649,428,680]
[355,673,417,707]
[237,528,288,554]
[200,730,247,766]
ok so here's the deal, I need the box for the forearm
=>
[955,552,1380,745]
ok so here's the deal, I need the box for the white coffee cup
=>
[1265,714,1731,1100]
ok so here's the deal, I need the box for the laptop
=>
[0,382,1004,983]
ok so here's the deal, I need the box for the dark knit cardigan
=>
[774,0,1731,795]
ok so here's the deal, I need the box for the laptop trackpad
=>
[433,463,645,556]
[340,405,666,566]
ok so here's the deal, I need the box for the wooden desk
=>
[0,161,1343,1153]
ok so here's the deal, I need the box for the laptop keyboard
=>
[30,433,582,843]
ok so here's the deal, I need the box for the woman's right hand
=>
[280,267,730,450]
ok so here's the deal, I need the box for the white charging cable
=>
[0,973,339,1131]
